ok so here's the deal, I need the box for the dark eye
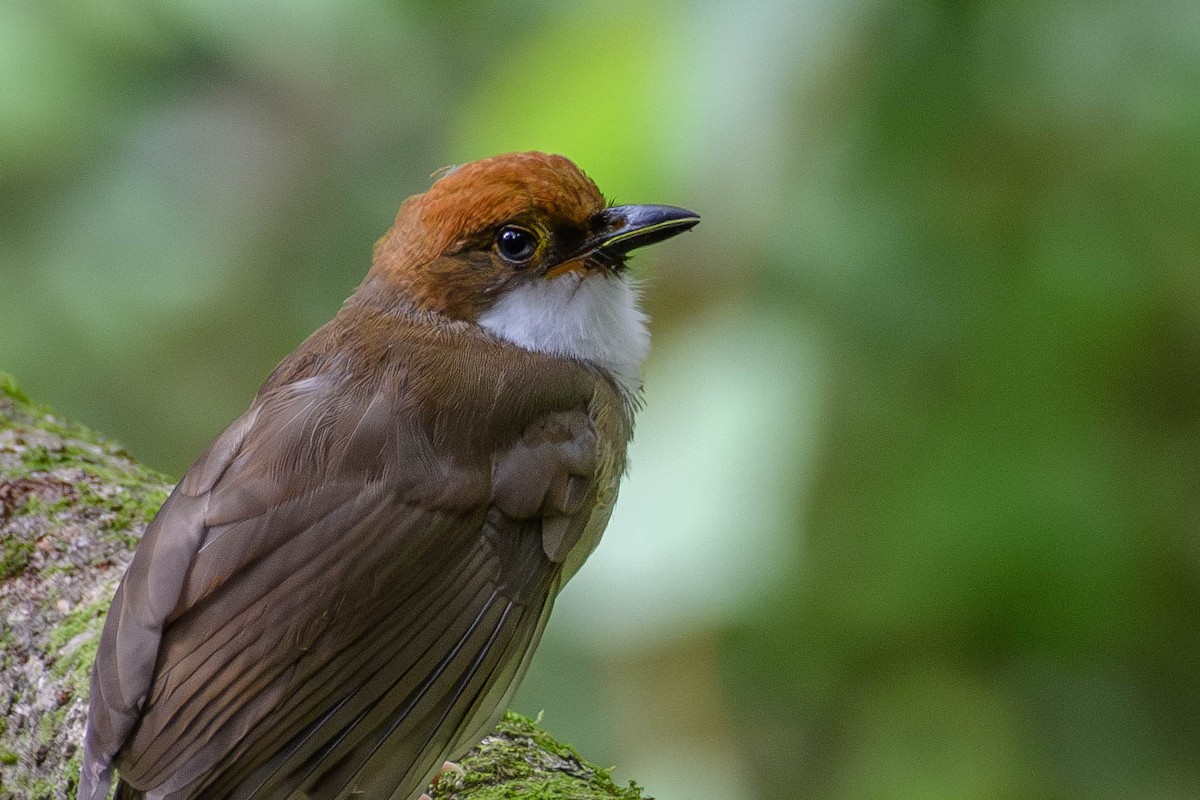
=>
[495,226,538,263]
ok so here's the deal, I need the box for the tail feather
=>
[113,780,144,800]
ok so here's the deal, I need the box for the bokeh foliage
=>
[2,1,1198,798]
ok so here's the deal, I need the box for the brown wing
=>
[81,324,629,800]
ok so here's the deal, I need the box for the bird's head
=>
[369,151,698,319]
[365,152,698,398]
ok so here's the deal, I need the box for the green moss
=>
[2,372,169,487]
[46,598,108,679]
[0,536,35,580]
[431,712,648,800]
[0,749,18,765]
[18,444,56,472]
[0,372,31,405]
[27,775,61,799]
[108,486,169,533]
[19,492,73,518]
[60,749,83,799]
[67,479,168,536]
[19,443,106,474]
[36,711,59,744]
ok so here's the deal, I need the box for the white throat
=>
[477,272,650,404]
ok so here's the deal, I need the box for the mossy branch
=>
[0,374,648,800]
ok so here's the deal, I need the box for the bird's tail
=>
[113,780,145,800]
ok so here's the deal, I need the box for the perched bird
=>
[78,152,698,800]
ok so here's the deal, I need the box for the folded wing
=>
[82,337,626,800]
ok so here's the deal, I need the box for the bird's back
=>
[83,307,628,799]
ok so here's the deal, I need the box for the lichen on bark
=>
[0,374,648,800]
[0,374,171,800]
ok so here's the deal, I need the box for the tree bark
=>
[0,374,648,800]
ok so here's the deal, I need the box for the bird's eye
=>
[495,226,538,263]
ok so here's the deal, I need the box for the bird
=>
[77,151,699,800]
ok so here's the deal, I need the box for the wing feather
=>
[82,320,629,800]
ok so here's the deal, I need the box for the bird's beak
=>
[591,205,701,256]
[546,204,700,279]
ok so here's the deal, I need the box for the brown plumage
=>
[79,152,698,800]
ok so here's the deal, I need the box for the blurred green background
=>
[3,1,1199,798]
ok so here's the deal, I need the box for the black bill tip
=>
[592,204,700,256]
